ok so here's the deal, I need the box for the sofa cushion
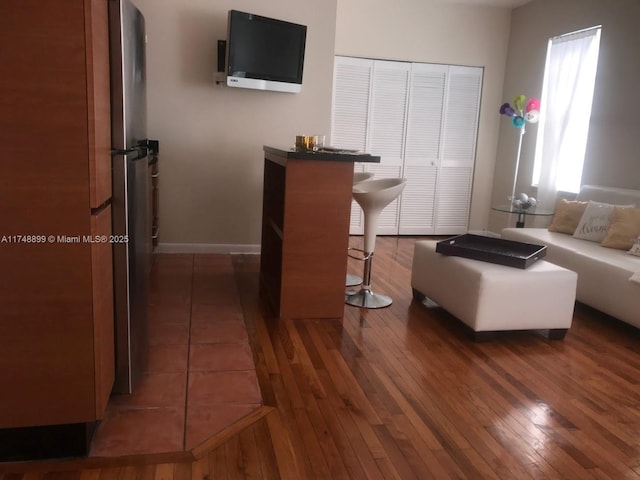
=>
[601,206,640,250]
[573,201,617,242]
[548,198,588,234]
[501,226,640,328]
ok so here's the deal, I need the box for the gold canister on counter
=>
[295,135,316,151]
[295,135,325,151]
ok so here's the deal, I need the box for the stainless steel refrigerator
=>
[109,0,152,394]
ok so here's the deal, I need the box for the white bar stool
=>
[346,177,407,309]
[346,171,375,288]
[353,171,375,184]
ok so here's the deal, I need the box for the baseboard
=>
[156,243,260,254]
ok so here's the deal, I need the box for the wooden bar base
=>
[260,147,379,319]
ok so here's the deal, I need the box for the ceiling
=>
[433,0,533,7]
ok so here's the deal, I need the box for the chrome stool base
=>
[346,273,362,287]
[345,288,392,309]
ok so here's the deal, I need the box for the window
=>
[532,26,601,195]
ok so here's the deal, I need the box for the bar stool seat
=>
[346,177,407,308]
[353,171,375,184]
[346,171,375,288]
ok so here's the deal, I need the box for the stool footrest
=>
[347,247,372,261]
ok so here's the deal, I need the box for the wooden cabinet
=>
[260,147,379,319]
[0,0,114,447]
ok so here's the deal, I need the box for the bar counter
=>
[260,146,380,318]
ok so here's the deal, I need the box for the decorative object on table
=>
[435,234,547,269]
[510,192,538,211]
[499,94,541,209]
[295,134,325,151]
[491,204,554,229]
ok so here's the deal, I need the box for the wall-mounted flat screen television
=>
[226,10,307,93]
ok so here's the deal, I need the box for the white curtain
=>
[534,27,601,209]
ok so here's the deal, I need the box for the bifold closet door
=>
[399,64,482,234]
[433,65,482,235]
[398,63,447,235]
[331,57,372,234]
[332,58,409,235]
[331,56,482,236]
[364,60,409,235]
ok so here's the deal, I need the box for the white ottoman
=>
[411,240,578,340]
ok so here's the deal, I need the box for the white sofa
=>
[501,185,640,328]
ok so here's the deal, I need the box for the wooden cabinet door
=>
[0,234,96,428]
[0,0,114,428]
[86,0,113,208]
[92,206,115,417]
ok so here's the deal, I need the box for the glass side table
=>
[492,204,554,228]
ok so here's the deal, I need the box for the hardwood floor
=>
[2,236,640,479]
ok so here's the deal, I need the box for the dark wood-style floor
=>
[2,236,640,479]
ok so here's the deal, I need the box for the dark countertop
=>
[264,145,380,163]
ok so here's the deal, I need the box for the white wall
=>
[335,0,513,233]
[489,0,640,233]
[135,0,337,251]
[127,0,640,246]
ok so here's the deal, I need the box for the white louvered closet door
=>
[331,57,373,234]
[434,66,482,234]
[331,57,483,236]
[366,60,410,235]
[331,57,373,151]
[399,63,447,235]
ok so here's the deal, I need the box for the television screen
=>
[226,10,307,93]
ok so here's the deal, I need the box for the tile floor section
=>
[89,254,262,457]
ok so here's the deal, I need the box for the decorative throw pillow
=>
[548,198,588,234]
[573,201,617,242]
[601,207,640,250]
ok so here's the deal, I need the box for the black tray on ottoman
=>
[435,234,547,269]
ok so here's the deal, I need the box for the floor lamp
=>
[500,95,541,210]
[510,126,525,206]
